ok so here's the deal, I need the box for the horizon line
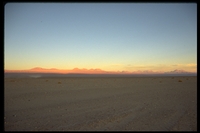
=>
[4,67,197,75]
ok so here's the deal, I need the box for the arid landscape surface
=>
[4,76,197,131]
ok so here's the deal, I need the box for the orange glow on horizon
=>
[4,66,197,74]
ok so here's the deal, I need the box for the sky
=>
[4,3,197,73]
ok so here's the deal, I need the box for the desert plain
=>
[4,76,197,131]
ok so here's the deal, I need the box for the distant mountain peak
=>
[165,69,190,74]
[30,67,44,70]
[73,68,80,70]
[89,68,103,71]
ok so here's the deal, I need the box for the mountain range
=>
[4,67,196,75]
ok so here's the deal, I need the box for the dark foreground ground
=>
[4,76,197,131]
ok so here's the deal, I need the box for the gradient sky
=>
[4,3,197,72]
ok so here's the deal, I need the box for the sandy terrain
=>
[4,76,197,131]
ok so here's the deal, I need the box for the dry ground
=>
[4,76,197,131]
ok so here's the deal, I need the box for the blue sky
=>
[4,3,197,72]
